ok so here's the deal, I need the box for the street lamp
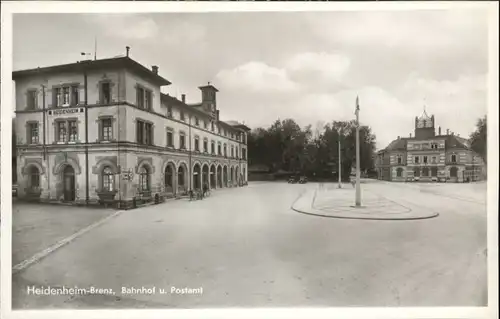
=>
[355,96,361,207]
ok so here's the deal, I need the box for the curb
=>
[13,210,124,275]
[292,190,439,221]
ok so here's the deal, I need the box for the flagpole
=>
[355,96,361,207]
[338,129,342,189]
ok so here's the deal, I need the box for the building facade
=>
[13,52,250,208]
[375,110,485,183]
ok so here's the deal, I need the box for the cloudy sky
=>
[13,10,489,149]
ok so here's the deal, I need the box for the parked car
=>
[288,176,298,184]
[298,176,308,184]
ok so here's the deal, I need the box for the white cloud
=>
[163,22,207,45]
[86,15,159,40]
[215,61,298,93]
[285,52,351,84]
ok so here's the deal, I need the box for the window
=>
[136,120,153,145]
[218,143,222,155]
[101,118,112,141]
[396,167,403,177]
[211,122,214,131]
[139,166,150,191]
[414,156,419,164]
[68,120,78,142]
[28,122,39,144]
[63,87,70,105]
[27,90,37,110]
[211,141,215,154]
[414,168,421,177]
[431,156,437,164]
[137,87,145,108]
[236,148,239,159]
[29,166,40,188]
[224,144,227,157]
[165,165,173,188]
[71,86,79,106]
[167,105,173,118]
[204,121,208,129]
[397,155,402,164]
[180,132,186,149]
[217,125,221,134]
[180,111,185,121]
[231,146,234,158]
[55,87,62,107]
[242,148,247,160]
[102,167,114,191]
[451,154,457,163]
[431,167,438,177]
[57,122,67,142]
[203,139,208,153]
[100,82,111,105]
[144,123,152,145]
[194,136,200,152]
[423,156,428,164]
[145,90,152,110]
[195,117,199,126]
[166,129,174,147]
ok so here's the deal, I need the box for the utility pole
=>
[355,96,361,207]
[338,128,342,189]
[188,114,192,191]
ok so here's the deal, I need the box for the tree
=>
[470,115,487,163]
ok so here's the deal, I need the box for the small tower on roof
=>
[199,82,219,119]
[414,104,435,139]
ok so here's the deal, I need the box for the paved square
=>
[12,181,487,308]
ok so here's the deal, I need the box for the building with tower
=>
[375,108,485,183]
[13,49,250,208]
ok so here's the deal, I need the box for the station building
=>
[13,49,250,208]
[375,110,485,183]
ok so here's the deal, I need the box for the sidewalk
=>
[292,187,439,220]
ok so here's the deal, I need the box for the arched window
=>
[29,166,40,188]
[102,166,114,191]
[139,166,150,191]
[178,166,185,186]
[396,167,403,177]
[165,165,173,188]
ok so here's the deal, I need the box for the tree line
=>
[247,118,377,181]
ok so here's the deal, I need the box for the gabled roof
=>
[12,56,171,86]
[384,138,408,151]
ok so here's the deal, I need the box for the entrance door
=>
[63,165,75,201]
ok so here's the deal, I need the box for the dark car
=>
[288,176,298,184]
[298,176,308,184]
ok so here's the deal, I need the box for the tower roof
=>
[198,82,219,92]
[417,106,432,121]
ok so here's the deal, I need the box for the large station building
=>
[13,48,250,208]
[375,110,485,183]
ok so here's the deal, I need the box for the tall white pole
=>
[338,132,342,188]
[355,97,361,206]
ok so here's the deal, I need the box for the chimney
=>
[409,133,412,138]
[126,46,130,57]
[397,136,400,139]
[181,94,186,103]
[216,110,220,120]
[438,126,441,135]
[152,65,158,74]
[446,129,449,135]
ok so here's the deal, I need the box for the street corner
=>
[292,188,439,221]
[12,202,121,272]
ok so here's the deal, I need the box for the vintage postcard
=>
[1,2,498,319]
